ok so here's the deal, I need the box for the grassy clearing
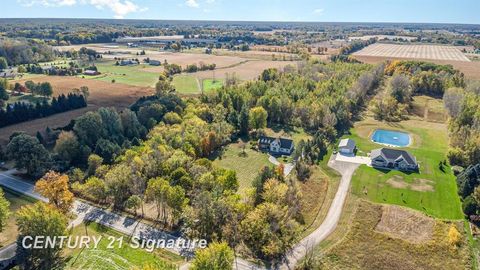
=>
[65,222,183,270]
[347,116,463,220]
[213,141,271,193]
[411,95,447,123]
[0,187,36,248]
[318,200,472,269]
[264,125,311,145]
[87,61,160,87]
[172,75,199,94]
[7,94,48,105]
[202,79,224,93]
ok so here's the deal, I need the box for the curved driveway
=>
[281,155,359,269]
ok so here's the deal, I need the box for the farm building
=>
[0,69,17,78]
[120,60,139,66]
[149,60,161,66]
[83,70,100,76]
[338,138,356,155]
[371,148,418,171]
[258,136,294,155]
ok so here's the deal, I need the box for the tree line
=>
[0,92,87,128]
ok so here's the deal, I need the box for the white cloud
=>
[185,0,199,8]
[19,0,77,7]
[18,0,146,18]
[205,0,215,3]
[313,8,324,14]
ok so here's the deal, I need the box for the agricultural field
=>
[171,74,200,94]
[65,223,183,270]
[318,200,472,269]
[353,43,471,62]
[0,188,36,248]
[347,115,463,220]
[89,61,160,87]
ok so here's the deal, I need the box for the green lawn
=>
[172,75,200,94]
[213,141,271,193]
[348,118,463,220]
[202,79,224,93]
[65,223,183,270]
[85,61,160,87]
[0,188,36,248]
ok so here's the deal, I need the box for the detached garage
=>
[338,138,356,155]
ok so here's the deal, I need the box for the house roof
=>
[339,138,355,149]
[258,136,294,149]
[371,148,417,165]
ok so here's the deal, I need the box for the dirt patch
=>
[386,176,434,192]
[375,204,435,244]
[386,175,408,189]
[193,60,298,81]
[14,76,154,109]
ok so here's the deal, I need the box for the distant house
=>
[120,60,139,66]
[338,138,356,155]
[83,70,100,76]
[149,60,161,66]
[371,148,418,171]
[0,69,16,78]
[258,136,294,155]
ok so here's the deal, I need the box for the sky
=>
[2,0,480,24]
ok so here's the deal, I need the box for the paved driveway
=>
[335,153,371,165]
[281,155,359,269]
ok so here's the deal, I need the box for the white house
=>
[338,138,356,155]
[258,136,294,155]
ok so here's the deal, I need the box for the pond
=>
[371,129,411,147]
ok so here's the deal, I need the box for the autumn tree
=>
[35,171,74,214]
[248,106,268,131]
[53,131,80,167]
[191,242,234,270]
[0,188,10,232]
[16,202,68,270]
[6,133,51,177]
[448,224,461,247]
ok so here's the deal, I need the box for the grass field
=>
[317,200,471,269]
[65,223,183,270]
[347,116,463,220]
[172,75,200,94]
[91,62,160,87]
[410,95,447,123]
[202,79,224,93]
[7,94,49,105]
[213,140,271,193]
[0,188,36,248]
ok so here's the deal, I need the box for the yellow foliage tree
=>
[448,224,461,247]
[35,171,74,214]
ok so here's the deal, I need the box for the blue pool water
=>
[371,129,411,147]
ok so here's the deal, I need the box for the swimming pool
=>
[371,129,411,147]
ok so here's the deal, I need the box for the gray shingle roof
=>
[371,148,417,165]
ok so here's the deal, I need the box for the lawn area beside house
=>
[212,140,271,193]
[347,117,463,220]
[0,188,36,248]
[65,222,183,270]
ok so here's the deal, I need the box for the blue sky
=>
[3,0,480,24]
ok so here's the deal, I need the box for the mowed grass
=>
[202,79,224,93]
[0,188,36,247]
[87,61,160,87]
[213,141,271,193]
[348,117,463,219]
[172,75,200,94]
[65,223,182,270]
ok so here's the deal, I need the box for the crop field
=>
[353,43,470,62]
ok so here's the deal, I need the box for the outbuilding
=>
[338,138,356,155]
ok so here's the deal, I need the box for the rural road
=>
[281,155,359,269]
